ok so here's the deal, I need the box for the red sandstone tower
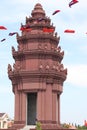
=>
[8,3,67,130]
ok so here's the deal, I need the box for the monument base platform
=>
[0,125,76,130]
[0,122,76,130]
[30,124,76,130]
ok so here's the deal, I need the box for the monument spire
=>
[31,3,45,17]
[8,3,67,130]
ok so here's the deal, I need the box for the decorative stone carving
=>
[17,64,21,70]
[18,44,24,51]
[17,45,20,51]
[57,46,61,52]
[38,44,42,49]
[59,64,64,71]
[44,44,47,49]
[26,16,29,23]
[60,51,64,56]
[63,68,67,75]
[13,63,21,72]
[52,65,56,70]
[55,32,57,37]
[55,47,59,52]
[46,65,49,70]
[12,46,15,53]
[39,64,43,69]
[8,64,12,74]
[16,32,19,39]
[51,46,54,50]
[13,63,17,72]
[56,65,59,71]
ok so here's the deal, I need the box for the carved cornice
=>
[12,49,63,62]
[17,33,59,44]
[8,69,66,83]
[26,18,51,26]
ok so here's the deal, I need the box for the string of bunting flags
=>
[0,0,87,43]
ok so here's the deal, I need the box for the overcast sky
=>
[0,0,87,126]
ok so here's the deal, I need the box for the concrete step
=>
[21,125,36,130]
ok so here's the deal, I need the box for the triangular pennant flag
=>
[64,29,75,33]
[9,32,17,36]
[69,0,79,7]
[0,26,7,30]
[43,28,54,33]
[52,10,60,15]
[1,38,6,42]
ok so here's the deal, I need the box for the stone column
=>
[45,84,52,123]
[52,92,57,123]
[14,85,26,127]
[37,90,42,121]
[14,84,20,121]
[57,94,60,124]
[21,92,26,123]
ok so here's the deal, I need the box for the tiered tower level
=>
[8,3,67,130]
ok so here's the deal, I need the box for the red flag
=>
[69,0,79,7]
[43,28,48,32]
[43,28,54,33]
[0,26,7,30]
[20,26,26,31]
[52,10,60,15]
[64,29,75,33]
[73,0,78,2]
[1,38,6,42]
[48,28,54,33]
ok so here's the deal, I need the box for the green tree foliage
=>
[76,124,87,130]
[36,122,42,130]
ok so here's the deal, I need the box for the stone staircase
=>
[21,125,36,130]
